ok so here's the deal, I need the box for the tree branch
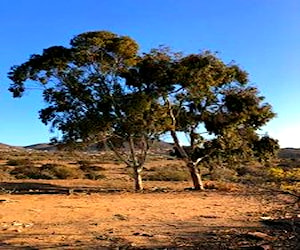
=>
[128,136,138,167]
[107,140,131,166]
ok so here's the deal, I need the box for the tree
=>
[8,31,164,191]
[123,48,277,190]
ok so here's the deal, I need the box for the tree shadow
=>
[1,220,299,249]
[0,182,123,195]
[169,223,300,249]
[0,232,131,250]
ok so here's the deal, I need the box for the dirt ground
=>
[0,181,297,249]
[0,156,299,249]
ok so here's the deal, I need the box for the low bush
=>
[143,167,190,181]
[7,158,33,166]
[10,166,46,179]
[210,167,237,182]
[84,171,106,180]
[78,160,106,171]
[268,167,285,181]
[0,169,13,181]
[40,163,84,179]
[10,164,84,180]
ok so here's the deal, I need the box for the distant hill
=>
[24,140,173,153]
[3,141,299,159]
[24,143,58,151]
[0,143,23,151]
[278,148,300,159]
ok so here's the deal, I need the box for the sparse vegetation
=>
[7,158,33,166]
[40,163,84,179]
[9,164,83,180]
[10,166,46,179]
[0,146,299,249]
[144,167,189,181]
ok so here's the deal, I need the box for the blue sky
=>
[0,0,299,147]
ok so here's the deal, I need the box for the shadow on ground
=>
[0,182,123,195]
[1,224,299,250]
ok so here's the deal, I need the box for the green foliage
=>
[8,30,141,142]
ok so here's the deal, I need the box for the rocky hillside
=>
[278,148,300,159]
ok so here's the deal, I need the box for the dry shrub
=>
[40,163,84,179]
[210,167,237,181]
[84,171,106,180]
[280,182,300,193]
[7,158,33,166]
[78,160,106,171]
[268,167,285,181]
[10,166,45,179]
[144,167,189,181]
[10,164,84,180]
[0,169,13,181]
[76,160,106,180]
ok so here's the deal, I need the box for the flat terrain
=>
[0,149,299,249]
[0,181,297,249]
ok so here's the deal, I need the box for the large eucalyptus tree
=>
[8,31,164,191]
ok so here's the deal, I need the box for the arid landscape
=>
[0,144,299,249]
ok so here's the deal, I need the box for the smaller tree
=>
[125,48,277,190]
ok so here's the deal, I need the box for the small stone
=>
[247,232,274,241]
[24,223,33,228]
[141,233,154,237]
[113,214,128,221]
[12,222,23,227]
[260,244,273,250]
[95,235,108,240]
[260,216,272,221]
[29,209,42,213]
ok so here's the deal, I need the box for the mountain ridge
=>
[1,142,299,159]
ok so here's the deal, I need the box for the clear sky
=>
[0,0,299,147]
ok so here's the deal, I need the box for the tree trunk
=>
[133,166,143,191]
[187,162,204,190]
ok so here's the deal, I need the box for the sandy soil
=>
[0,187,285,249]
[0,158,297,249]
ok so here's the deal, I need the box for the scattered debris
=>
[197,214,219,219]
[246,231,274,241]
[113,214,128,221]
[1,221,34,231]
[132,232,154,237]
